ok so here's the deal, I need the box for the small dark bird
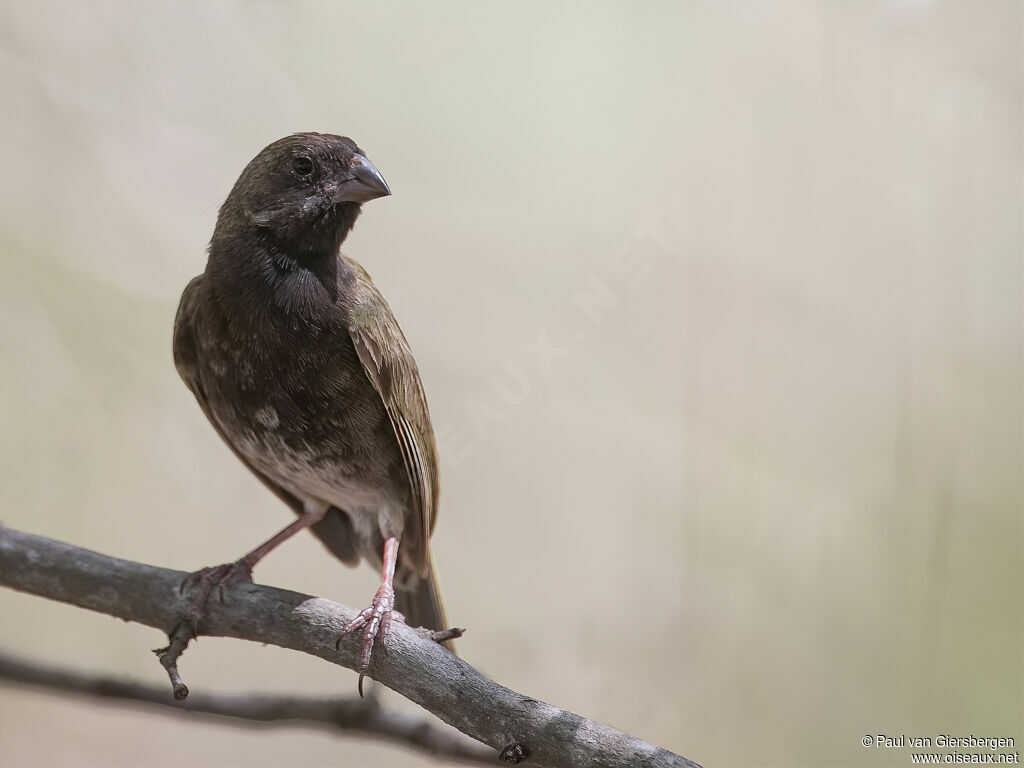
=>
[173,133,451,688]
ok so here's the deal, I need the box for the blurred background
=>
[0,1,1020,766]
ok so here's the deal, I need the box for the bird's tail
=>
[395,554,456,654]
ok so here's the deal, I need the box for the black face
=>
[215,132,390,257]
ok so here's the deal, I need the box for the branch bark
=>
[0,525,702,768]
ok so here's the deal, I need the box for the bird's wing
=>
[342,256,439,577]
[172,274,359,565]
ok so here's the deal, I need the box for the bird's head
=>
[214,132,390,258]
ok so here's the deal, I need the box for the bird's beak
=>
[334,155,391,203]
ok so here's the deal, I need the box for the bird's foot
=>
[178,559,254,633]
[338,582,399,696]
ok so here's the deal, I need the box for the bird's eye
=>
[292,155,315,177]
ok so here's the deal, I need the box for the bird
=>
[172,132,453,690]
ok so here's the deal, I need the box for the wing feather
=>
[344,257,439,576]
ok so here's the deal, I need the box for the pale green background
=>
[0,1,1020,767]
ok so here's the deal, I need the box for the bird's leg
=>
[180,508,325,631]
[341,535,400,695]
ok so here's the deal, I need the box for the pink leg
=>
[239,512,325,567]
[342,536,401,695]
[181,509,325,628]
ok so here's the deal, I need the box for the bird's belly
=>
[233,429,389,511]
[196,321,408,520]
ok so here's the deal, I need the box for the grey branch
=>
[0,651,493,766]
[0,525,702,768]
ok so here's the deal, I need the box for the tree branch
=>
[0,525,702,768]
[0,651,493,765]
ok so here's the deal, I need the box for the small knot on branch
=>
[500,742,528,763]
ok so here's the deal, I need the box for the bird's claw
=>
[178,560,254,631]
[338,583,399,696]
